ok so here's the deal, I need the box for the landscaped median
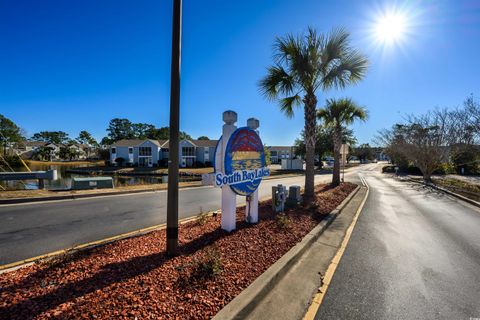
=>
[0,183,356,319]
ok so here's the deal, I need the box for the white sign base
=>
[245,189,259,223]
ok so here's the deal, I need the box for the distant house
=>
[15,141,96,161]
[109,139,218,167]
[14,141,60,160]
[372,147,390,161]
[267,146,297,164]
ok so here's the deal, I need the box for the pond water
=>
[1,163,167,190]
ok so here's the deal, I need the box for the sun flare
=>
[374,11,407,45]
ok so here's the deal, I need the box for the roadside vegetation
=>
[377,95,480,182]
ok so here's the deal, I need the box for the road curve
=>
[316,166,480,319]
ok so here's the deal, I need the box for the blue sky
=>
[1,0,479,145]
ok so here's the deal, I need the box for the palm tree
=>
[317,98,368,186]
[259,27,368,202]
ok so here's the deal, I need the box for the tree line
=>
[99,118,193,145]
[0,115,198,150]
[377,95,480,180]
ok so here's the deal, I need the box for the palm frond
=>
[279,94,302,118]
[273,34,302,65]
[317,28,368,91]
[318,98,368,126]
[258,65,296,100]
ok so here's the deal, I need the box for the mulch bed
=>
[0,183,356,320]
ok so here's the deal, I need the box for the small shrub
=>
[382,165,395,173]
[435,162,456,175]
[195,249,223,277]
[0,155,23,168]
[114,157,125,166]
[276,213,291,229]
[196,207,209,225]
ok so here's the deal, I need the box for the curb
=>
[406,178,480,208]
[213,185,362,320]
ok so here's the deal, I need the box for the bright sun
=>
[374,12,407,44]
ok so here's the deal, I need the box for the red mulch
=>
[0,183,356,320]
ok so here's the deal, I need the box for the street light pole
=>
[166,0,182,256]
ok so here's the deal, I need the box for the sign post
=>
[213,111,270,231]
[220,111,238,232]
[245,118,260,223]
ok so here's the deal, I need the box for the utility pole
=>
[166,0,182,256]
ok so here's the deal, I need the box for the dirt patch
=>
[0,183,356,320]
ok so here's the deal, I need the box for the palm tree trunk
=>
[332,125,342,186]
[303,94,317,203]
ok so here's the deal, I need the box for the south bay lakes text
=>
[215,168,270,187]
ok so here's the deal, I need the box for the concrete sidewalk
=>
[244,186,368,320]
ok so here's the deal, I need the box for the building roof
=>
[23,141,48,147]
[267,146,295,151]
[112,139,157,147]
[191,139,218,148]
[161,139,218,149]
[111,139,218,149]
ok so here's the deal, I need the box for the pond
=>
[1,163,168,190]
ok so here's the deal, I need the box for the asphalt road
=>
[316,164,480,320]
[0,167,363,265]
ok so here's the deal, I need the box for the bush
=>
[98,149,110,160]
[196,207,209,225]
[276,213,291,229]
[2,155,23,168]
[434,162,456,175]
[195,249,223,277]
[114,157,125,166]
[194,161,205,168]
[158,159,168,168]
[382,165,395,173]
[452,148,480,175]
[205,161,212,167]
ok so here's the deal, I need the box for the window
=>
[139,147,152,156]
[270,151,277,156]
[111,147,116,154]
[128,147,133,154]
[182,147,195,157]
[204,149,209,161]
